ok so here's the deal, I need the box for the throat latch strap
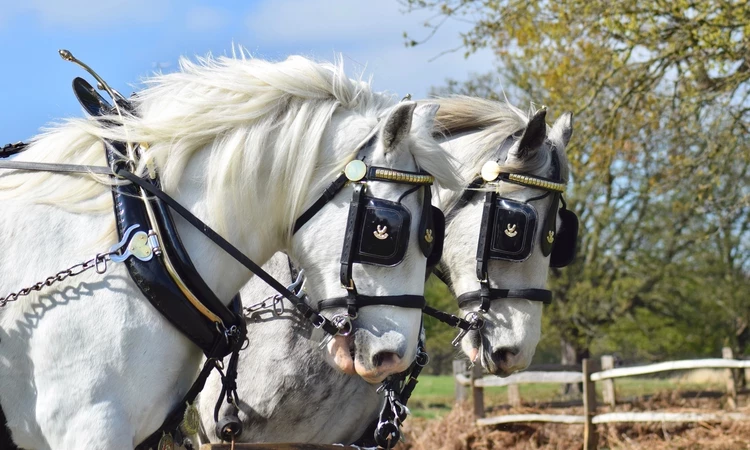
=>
[317,294,427,311]
[457,288,553,308]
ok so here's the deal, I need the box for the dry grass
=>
[398,391,750,449]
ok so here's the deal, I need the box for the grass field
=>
[407,373,727,418]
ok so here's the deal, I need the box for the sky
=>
[0,0,495,142]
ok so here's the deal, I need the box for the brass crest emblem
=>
[504,223,518,238]
[180,402,201,436]
[373,225,389,240]
[546,231,555,244]
[424,229,433,243]
[157,433,175,450]
[128,232,152,260]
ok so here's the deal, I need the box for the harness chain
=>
[0,252,115,307]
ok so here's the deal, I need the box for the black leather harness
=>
[0,75,448,449]
[422,130,579,343]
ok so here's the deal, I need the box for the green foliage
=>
[407,0,750,362]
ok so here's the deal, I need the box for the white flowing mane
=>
[432,96,570,205]
[0,55,460,238]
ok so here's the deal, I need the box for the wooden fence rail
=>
[453,347,750,449]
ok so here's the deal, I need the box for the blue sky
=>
[0,0,494,142]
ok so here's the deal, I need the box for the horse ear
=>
[380,101,417,152]
[412,102,440,130]
[551,111,573,147]
[512,108,547,161]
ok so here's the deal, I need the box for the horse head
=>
[433,97,576,376]
[292,100,459,383]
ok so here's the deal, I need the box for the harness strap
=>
[317,294,426,311]
[457,288,553,307]
[0,160,112,174]
[115,168,341,336]
[423,305,472,330]
[293,173,349,233]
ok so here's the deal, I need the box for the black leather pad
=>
[426,206,445,268]
[550,207,578,268]
[489,198,538,262]
[354,197,411,266]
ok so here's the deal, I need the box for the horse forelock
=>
[432,96,571,205]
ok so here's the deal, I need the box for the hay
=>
[399,392,750,449]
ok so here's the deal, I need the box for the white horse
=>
[431,96,573,375]
[0,55,461,449]
[197,96,574,445]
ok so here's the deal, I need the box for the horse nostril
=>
[491,346,520,365]
[372,351,400,368]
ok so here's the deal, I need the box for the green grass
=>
[406,375,726,419]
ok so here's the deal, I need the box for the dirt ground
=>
[399,391,750,450]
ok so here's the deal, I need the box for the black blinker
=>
[550,207,578,268]
[488,198,537,262]
[354,197,411,266]
[426,206,445,268]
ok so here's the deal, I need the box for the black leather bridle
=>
[292,138,442,327]
[424,131,578,342]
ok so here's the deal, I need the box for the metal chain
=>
[0,251,115,307]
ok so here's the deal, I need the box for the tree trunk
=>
[736,318,749,389]
[561,337,589,395]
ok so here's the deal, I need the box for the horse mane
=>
[432,95,570,190]
[0,54,460,239]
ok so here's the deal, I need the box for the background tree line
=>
[412,0,750,374]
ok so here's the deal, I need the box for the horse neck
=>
[168,148,288,302]
[164,114,356,303]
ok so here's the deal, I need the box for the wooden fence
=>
[453,348,750,449]
[200,445,355,449]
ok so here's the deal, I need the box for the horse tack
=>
[294,154,444,320]
[0,142,26,157]
[424,118,580,344]
[1,50,447,450]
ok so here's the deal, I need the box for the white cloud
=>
[186,6,227,32]
[12,0,172,27]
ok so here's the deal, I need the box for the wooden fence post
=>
[454,360,468,403]
[601,355,616,408]
[507,383,521,407]
[723,347,737,410]
[471,363,485,418]
[582,358,598,450]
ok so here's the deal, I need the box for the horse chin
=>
[467,347,480,363]
[328,335,357,376]
[353,362,389,385]
[460,331,482,365]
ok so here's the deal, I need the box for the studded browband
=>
[293,159,433,233]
